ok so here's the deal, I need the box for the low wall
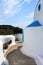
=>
[0,40,4,65]
[4,43,23,58]
[4,45,18,58]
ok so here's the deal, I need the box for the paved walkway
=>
[7,48,37,65]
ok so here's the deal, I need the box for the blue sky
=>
[0,0,38,28]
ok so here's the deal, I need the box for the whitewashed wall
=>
[34,0,43,25]
[15,34,22,42]
[0,36,4,65]
[0,35,15,65]
[21,26,43,57]
[2,35,15,44]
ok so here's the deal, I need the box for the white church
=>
[0,0,43,65]
[21,0,43,65]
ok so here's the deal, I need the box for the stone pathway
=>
[7,48,37,65]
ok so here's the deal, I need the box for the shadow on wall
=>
[3,40,12,50]
[1,56,9,65]
[1,59,9,65]
[15,34,22,43]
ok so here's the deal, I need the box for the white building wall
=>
[0,37,4,65]
[2,35,15,44]
[15,34,22,42]
[34,0,43,25]
[21,26,43,57]
[0,35,15,65]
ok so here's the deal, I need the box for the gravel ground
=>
[7,48,37,65]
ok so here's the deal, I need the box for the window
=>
[22,30,24,42]
[38,4,41,11]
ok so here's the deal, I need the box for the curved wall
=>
[34,0,43,25]
[21,26,43,57]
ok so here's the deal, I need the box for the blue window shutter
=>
[22,30,24,42]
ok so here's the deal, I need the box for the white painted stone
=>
[0,35,16,65]
[34,0,43,25]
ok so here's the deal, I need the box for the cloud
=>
[24,0,33,3]
[13,21,29,28]
[11,12,34,28]
[26,12,34,18]
[11,20,33,28]
[2,0,23,16]
[17,12,34,28]
[13,20,33,28]
[26,12,34,23]
[1,0,33,16]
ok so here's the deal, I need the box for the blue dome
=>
[27,20,42,27]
